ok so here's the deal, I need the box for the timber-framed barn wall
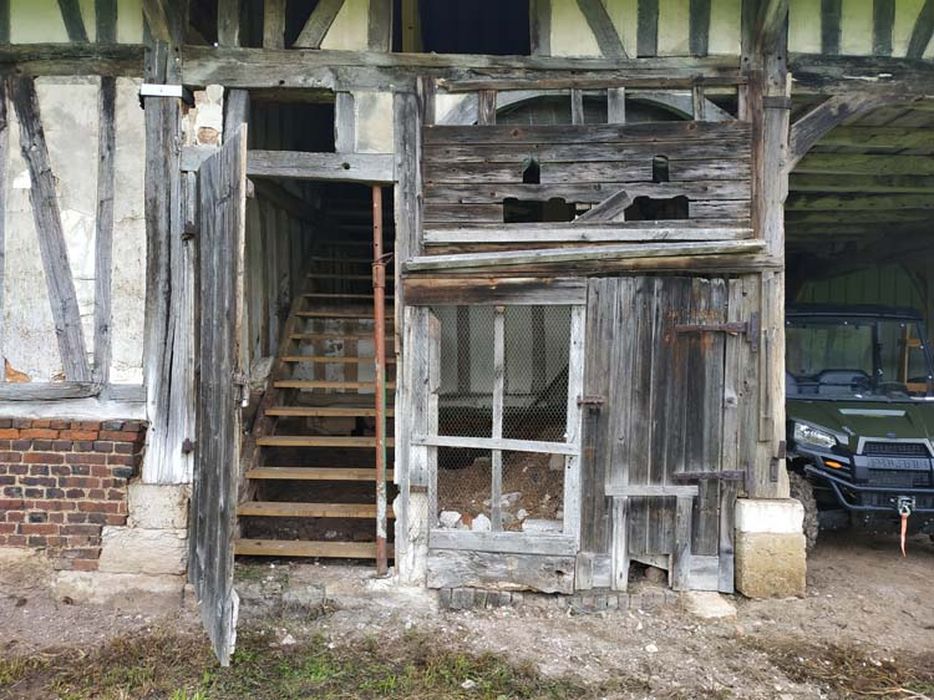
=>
[0,0,932,664]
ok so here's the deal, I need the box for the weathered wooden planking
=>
[190,127,247,667]
[424,181,751,204]
[403,276,586,306]
[423,223,752,245]
[429,530,578,556]
[424,120,751,146]
[10,76,91,383]
[247,151,393,183]
[426,549,575,594]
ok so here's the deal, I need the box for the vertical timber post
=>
[373,184,389,576]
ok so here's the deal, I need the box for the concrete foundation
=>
[734,498,806,598]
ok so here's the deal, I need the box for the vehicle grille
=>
[862,441,930,457]
[867,470,932,488]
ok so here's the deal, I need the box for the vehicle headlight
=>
[793,422,837,450]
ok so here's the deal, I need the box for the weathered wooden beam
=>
[334,91,355,152]
[0,0,9,44]
[0,81,5,353]
[429,530,578,556]
[820,0,841,54]
[93,76,116,385]
[95,0,117,43]
[0,44,144,77]
[179,46,744,90]
[223,88,250,134]
[247,150,393,183]
[57,0,89,42]
[872,0,895,56]
[689,0,711,56]
[424,224,751,245]
[756,0,788,49]
[576,0,627,59]
[787,94,892,169]
[786,193,934,211]
[789,53,934,97]
[794,152,934,176]
[530,0,551,56]
[262,0,285,49]
[789,173,934,193]
[217,0,240,47]
[10,76,91,382]
[0,382,102,401]
[406,240,764,273]
[637,0,658,57]
[908,0,934,58]
[393,91,422,263]
[368,0,392,52]
[293,0,345,49]
[402,276,587,306]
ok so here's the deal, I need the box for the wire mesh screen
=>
[432,304,573,533]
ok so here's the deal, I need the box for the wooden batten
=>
[93,76,117,385]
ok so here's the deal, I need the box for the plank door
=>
[586,276,736,592]
[189,126,248,665]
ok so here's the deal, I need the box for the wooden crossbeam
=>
[576,0,627,59]
[0,44,144,77]
[293,0,345,49]
[789,53,934,97]
[57,0,88,42]
[907,0,934,59]
[10,76,91,382]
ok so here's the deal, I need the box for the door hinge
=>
[232,372,250,407]
[577,395,605,412]
[674,312,760,353]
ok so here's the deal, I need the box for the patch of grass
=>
[754,639,934,698]
[0,627,642,700]
[0,655,49,687]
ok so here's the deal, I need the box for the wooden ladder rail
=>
[604,484,699,593]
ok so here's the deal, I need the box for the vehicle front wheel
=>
[789,471,819,553]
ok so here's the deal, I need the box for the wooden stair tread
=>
[280,355,396,364]
[238,501,394,518]
[290,331,394,340]
[246,467,395,481]
[257,435,395,447]
[266,406,395,417]
[297,311,386,319]
[235,539,392,559]
[273,380,396,390]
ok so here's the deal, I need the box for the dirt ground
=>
[1,529,932,699]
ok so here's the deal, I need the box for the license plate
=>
[867,457,930,471]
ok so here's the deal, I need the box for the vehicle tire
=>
[789,471,819,553]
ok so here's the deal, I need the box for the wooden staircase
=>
[234,255,395,561]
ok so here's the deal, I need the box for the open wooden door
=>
[189,126,247,666]
[586,276,749,593]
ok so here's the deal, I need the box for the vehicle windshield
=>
[786,315,934,401]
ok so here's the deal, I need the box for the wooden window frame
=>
[411,299,585,555]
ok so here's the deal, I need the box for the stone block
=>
[682,591,737,619]
[98,526,188,575]
[54,570,185,605]
[735,498,803,534]
[127,483,190,530]
[735,531,806,599]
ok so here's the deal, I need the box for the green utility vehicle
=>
[785,305,934,549]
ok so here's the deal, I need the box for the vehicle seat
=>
[817,369,869,396]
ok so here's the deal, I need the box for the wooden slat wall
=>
[422,120,752,253]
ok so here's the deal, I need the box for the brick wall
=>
[0,419,147,571]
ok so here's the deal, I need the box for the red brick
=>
[105,514,127,526]
[0,451,21,462]
[47,512,64,523]
[21,429,59,440]
[0,498,24,510]
[0,429,19,439]
[24,452,64,465]
[61,430,99,441]
[0,523,15,534]
[48,420,70,430]
[5,511,24,523]
[59,476,100,489]
[99,431,141,442]
[6,535,26,546]
[78,501,120,513]
[66,512,88,523]
[71,559,99,572]
[19,523,57,536]
[31,499,75,512]
[66,453,106,465]
[106,454,135,466]
[31,419,51,429]
[88,489,105,500]
[74,421,102,431]
[107,489,124,501]
[26,535,49,547]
